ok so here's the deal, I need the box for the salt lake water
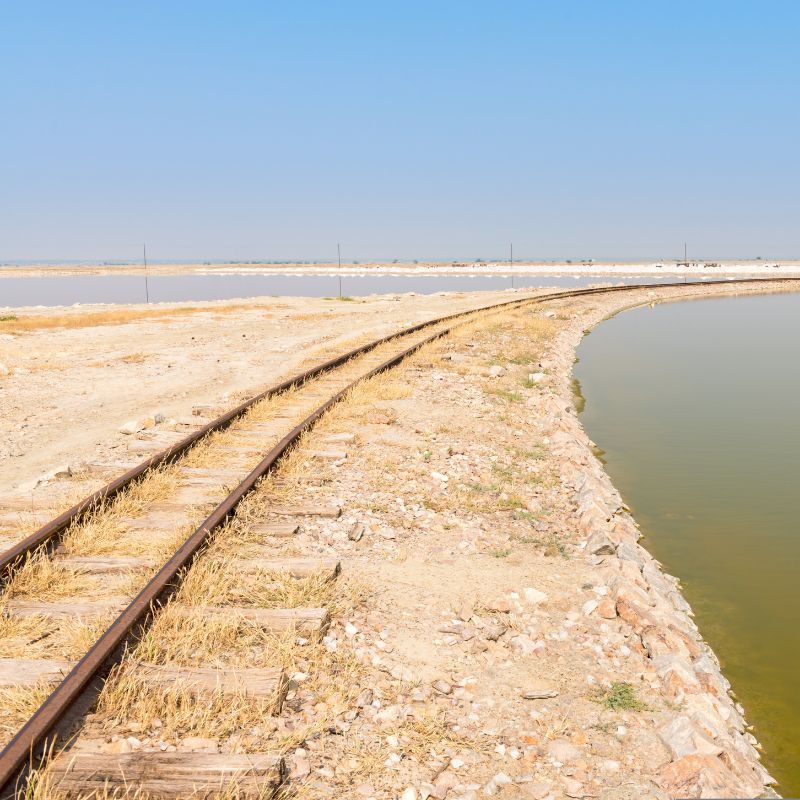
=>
[574,292,800,794]
[0,272,678,308]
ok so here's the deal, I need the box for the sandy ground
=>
[0,290,527,496]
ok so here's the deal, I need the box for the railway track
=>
[0,277,796,798]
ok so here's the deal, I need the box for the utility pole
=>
[510,242,514,288]
[143,243,150,303]
[337,243,342,298]
[684,242,688,263]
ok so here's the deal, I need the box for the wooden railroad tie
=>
[178,605,330,638]
[0,657,75,687]
[248,522,300,538]
[178,473,245,488]
[53,555,156,575]
[308,450,348,460]
[47,751,285,797]
[268,505,341,518]
[118,511,189,532]
[323,432,355,443]
[130,663,288,705]
[3,597,129,620]
[236,557,341,580]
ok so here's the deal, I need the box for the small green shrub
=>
[601,682,646,711]
[488,388,524,404]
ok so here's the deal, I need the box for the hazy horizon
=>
[2,2,798,262]
[2,254,800,267]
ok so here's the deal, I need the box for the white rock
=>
[616,540,650,568]
[547,739,580,763]
[586,530,616,555]
[522,587,548,605]
[657,715,722,759]
[582,599,599,616]
[527,372,545,383]
[488,365,505,377]
[290,755,311,778]
[119,420,142,435]
[507,634,531,655]
[400,789,417,800]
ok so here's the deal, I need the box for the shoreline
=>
[549,283,791,796]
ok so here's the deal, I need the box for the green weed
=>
[600,682,646,711]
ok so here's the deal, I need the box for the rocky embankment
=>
[548,298,777,798]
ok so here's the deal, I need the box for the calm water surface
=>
[574,293,800,794]
[0,273,674,308]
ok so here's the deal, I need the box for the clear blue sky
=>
[1,1,798,262]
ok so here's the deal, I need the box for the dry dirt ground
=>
[0,291,521,497]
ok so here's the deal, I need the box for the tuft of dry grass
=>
[132,602,277,668]
[23,759,279,800]
[120,352,146,364]
[59,465,194,559]
[0,608,118,660]
[96,664,281,742]
[390,706,492,760]
[0,684,52,747]
[3,553,94,601]
[0,304,270,335]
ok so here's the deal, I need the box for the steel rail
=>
[0,291,549,583]
[1,276,798,795]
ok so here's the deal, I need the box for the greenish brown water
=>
[574,292,800,795]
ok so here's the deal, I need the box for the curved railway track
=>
[0,277,797,798]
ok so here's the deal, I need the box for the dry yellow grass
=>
[58,465,190,558]
[23,762,278,800]
[120,352,146,364]
[0,304,271,335]
[96,664,282,742]
[3,553,95,601]
[0,608,117,661]
[0,683,52,748]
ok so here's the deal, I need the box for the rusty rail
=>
[0,291,540,582]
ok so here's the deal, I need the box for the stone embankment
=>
[549,296,777,798]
